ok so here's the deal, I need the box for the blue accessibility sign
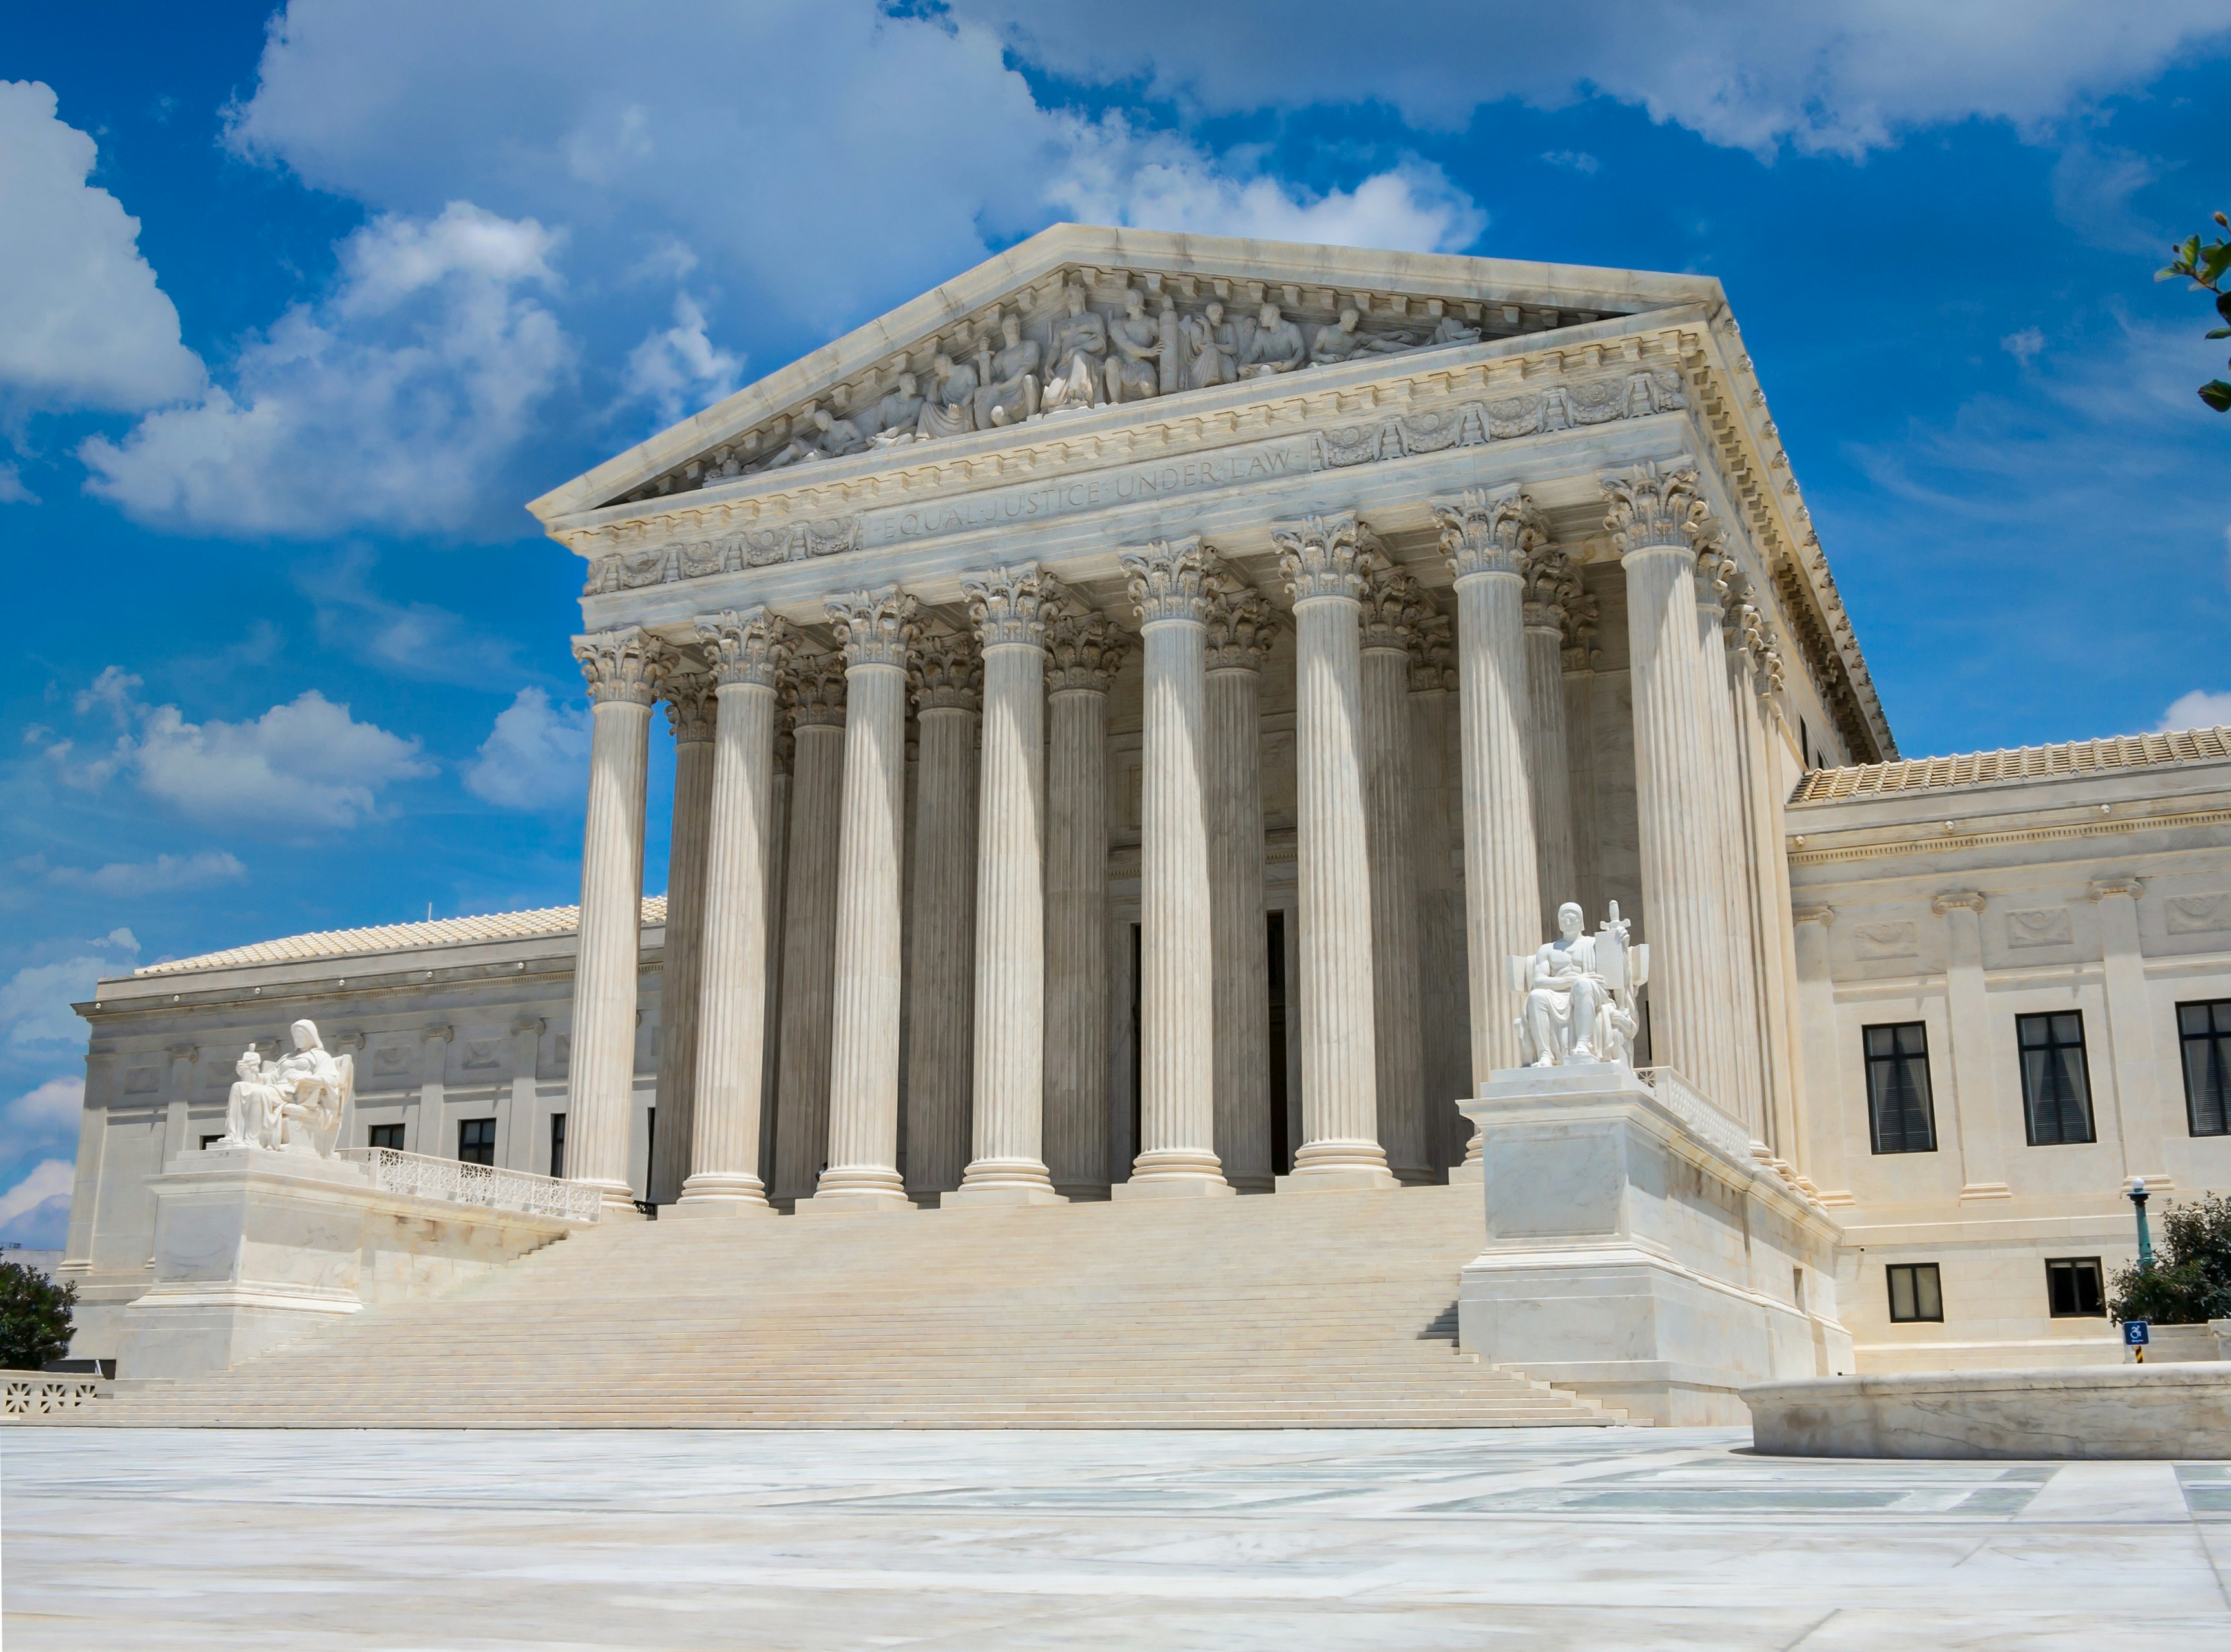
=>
[2123,1319,2150,1346]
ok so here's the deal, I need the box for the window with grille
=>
[367,1123,404,1151]
[1886,1263,1943,1323]
[2017,1011,2095,1145]
[2180,998,2231,1137]
[459,1118,497,1166]
[2045,1257,2104,1317]
[548,1113,566,1180]
[1864,1022,1936,1153]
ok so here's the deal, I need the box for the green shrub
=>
[2109,1193,2231,1325]
[0,1257,77,1372]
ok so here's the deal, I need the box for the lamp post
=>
[2129,1176,2155,1270]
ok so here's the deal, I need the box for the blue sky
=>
[3,2,2228,1245]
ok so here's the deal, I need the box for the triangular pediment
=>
[528,225,1723,526]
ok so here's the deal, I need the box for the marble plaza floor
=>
[5,1426,2230,1649]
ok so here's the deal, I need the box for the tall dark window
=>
[458,1118,497,1166]
[1885,1263,1943,1323]
[1864,1022,1936,1153]
[2180,998,2231,1136]
[1266,911,1291,1175]
[2045,1257,2105,1317]
[2017,1012,2095,1145]
[548,1112,566,1179]
[368,1123,404,1151]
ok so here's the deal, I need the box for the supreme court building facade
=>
[62,227,2231,1379]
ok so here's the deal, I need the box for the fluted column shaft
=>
[565,628,670,1215]
[1113,539,1230,1196]
[809,587,917,1209]
[1730,615,1803,1166]
[1522,633,1577,933]
[1434,490,1542,1096]
[904,633,979,1199]
[1694,559,1765,1133]
[649,676,716,1205]
[772,665,847,1204]
[1358,595,1427,1183]
[1205,584,1276,1192]
[1604,464,1724,1096]
[1408,655,1471,1173]
[674,610,789,1215]
[1274,515,1393,1186]
[1044,614,1125,1198]
[955,565,1060,1202]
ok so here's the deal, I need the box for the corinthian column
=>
[1272,513,1395,1190]
[670,609,791,1217]
[951,564,1063,1205]
[1433,488,1542,1097]
[1602,461,1726,1100]
[902,628,980,1199]
[565,627,673,1217]
[1693,543,1766,1135]
[1358,565,1434,1184]
[1111,538,1232,1198]
[771,653,847,1205]
[1520,534,1582,935]
[1044,611,1128,1198]
[649,672,716,1206]
[802,586,918,1213]
[1205,579,1277,1193]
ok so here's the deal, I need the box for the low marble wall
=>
[1745,1365,2231,1459]
[1457,1067,1851,1425]
[119,1146,583,1381]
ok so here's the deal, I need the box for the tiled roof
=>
[136,897,669,977]
[1790,727,2231,805]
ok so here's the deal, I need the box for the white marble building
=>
[57,227,2231,1373]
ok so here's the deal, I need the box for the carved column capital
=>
[962,563,1061,650]
[1272,511,1380,604]
[1931,891,1987,916]
[574,626,676,707]
[1205,581,1279,672]
[1120,537,1214,626]
[661,672,718,743]
[784,650,849,727]
[1600,460,1707,560]
[825,585,919,670]
[695,606,794,690]
[1559,588,1603,671]
[1045,610,1131,691]
[1519,538,1583,637]
[2088,877,2144,903]
[1792,905,1836,927]
[1358,565,1437,654]
[1407,620,1455,693]
[909,628,982,714]
[1433,484,1537,581]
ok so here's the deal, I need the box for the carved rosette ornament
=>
[695,606,795,689]
[574,627,676,707]
[785,650,850,727]
[1358,564,1436,654]
[1599,460,1707,559]
[962,563,1061,650]
[1120,537,1214,627]
[1272,512,1381,604]
[825,586,920,670]
[1044,611,1131,692]
[661,672,719,743]
[1432,486,1536,581]
[908,628,983,713]
[1203,582,1280,672]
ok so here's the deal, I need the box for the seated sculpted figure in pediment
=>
[973,313,1043,428]
[1240,302,1305,377]
[918,352,981,440]
[1041,284,1107,412]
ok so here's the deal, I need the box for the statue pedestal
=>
[1456,1067,1851,1425]
[119,1147,581,1381]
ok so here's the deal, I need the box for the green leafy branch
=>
[2158,210,2231,413]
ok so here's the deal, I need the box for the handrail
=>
[336,1147,602,1223]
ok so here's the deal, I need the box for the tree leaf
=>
[2200,380,2231,412]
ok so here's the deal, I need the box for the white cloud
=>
[0,462,37,504]
[6,1076,84,1141]
[2001,327,2046,366]
[296,550,522,686]
[77,200,572,537]
[2049,139,2167,254]
[0,1159,75,1232]
[1541,150,1601,174]
[0,80,204,413]
[0,932,136,1052]
[41,851,247,897]
[956,1,2231,158]
[464,687,590,811]
[2161,689,2231,731]
[621,294,745,426]
[39,672,433,830]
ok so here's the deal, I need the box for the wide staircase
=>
[79,1184,1623,1428]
